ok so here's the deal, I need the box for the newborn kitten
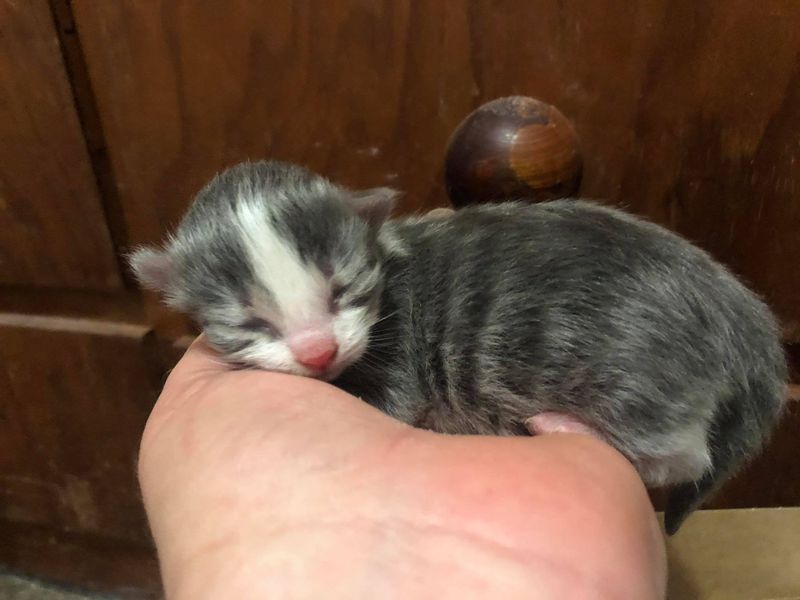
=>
[130,160,787,534]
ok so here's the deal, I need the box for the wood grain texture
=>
[0,521,160,598]
[0,286,145,323]
[74,0,800,339]
[0,315,158,543]
[0,0,120,289]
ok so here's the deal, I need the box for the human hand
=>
[139,338,666,599]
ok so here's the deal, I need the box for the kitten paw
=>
[525,412,601,439]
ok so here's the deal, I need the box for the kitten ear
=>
[345,187,400,227]
[128,246,173,293]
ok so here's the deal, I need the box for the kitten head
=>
[130,160,398,380]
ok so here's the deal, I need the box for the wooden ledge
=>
[665,507,800,599]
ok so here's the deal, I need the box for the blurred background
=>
[1,1,798,597]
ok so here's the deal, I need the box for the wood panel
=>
[0,522,160,598]
[0,0,121,289]
[0,315,158,577]
[75,0,800,339]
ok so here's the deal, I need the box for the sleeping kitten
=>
[130,160,787,534]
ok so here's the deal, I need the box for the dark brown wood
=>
[0,520,162,600]
[0,0,120,289]
[0,286,145,323]
[0,521,160,599]
[0,314,158,546]
[48,0,134,279]
[445,96,582,206]
[787,344,800,384]
[74,0,800,341]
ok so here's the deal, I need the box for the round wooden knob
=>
[444,96,582,207]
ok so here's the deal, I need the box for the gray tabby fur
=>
[130,160,787,535]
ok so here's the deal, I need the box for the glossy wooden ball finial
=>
[444,96,582,207]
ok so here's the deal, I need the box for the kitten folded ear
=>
[128,246,173,293]
[345,187,400,227]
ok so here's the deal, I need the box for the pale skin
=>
[139,336,666,599]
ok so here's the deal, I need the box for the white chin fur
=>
[239,340,301,375]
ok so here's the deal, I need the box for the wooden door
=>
[1,1,798,595]
[0,1,161,595]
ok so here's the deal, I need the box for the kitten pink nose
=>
[287,329,338,371]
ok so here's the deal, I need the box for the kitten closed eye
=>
[348,288,375,307]
[331,282,349,302]
[329,282,350,312]
[240,316,278,336]
[330,281,376,309]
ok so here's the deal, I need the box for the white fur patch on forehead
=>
[235,201,328,330]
